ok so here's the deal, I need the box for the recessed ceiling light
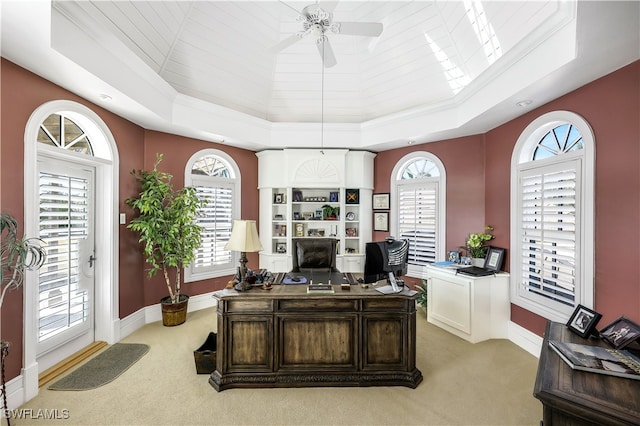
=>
[99,93,112,101]
[408,140,415,145]
[516,100,532,107]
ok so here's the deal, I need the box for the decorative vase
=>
[472,257,485,267]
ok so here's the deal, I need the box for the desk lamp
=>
[224,220,263,291]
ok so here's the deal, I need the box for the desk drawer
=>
[363,299,408,311]
[278,299,358,312]
[226,299,274,313]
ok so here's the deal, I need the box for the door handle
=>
[88,255,96,268]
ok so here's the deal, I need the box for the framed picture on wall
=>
[372,193,390,210]
[373,212,389,231]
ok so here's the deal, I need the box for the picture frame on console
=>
[484,246,505,271]
[600,316,640,349]
[566,304,602,338]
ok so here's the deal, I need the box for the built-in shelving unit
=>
[257,149,375,273]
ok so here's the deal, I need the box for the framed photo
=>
[346,227,357,237]
[292,190,303,202]
[447,250,460,263]
[345,189,360,204]
[314,209,323,219]
[329,191,339,202]
[293,212,301,220]
[373,212,388,231]
[372,193,390,210]
[274,193,284,204]
[566,304,602,338]
[484,246,505,272]
[275,242,287,254]
[600,316,640,349]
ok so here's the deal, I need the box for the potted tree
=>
[126,153,203,326]
[1,213,46,415]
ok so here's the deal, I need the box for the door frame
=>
[23,100,119,400]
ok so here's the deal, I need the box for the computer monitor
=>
[363,237,409,285]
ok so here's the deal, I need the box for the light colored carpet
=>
[48,343,150,391]
[16,307,542,425]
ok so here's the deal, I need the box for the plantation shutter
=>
[518,159,580,309]
[398,182,438,265]
[38,171,90,341]
[193,183,233,271]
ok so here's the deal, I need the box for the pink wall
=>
[2,55,639,379]
[376,61,640,336]
[0,59,259,378]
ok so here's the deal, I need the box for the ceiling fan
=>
[272,2,383,67]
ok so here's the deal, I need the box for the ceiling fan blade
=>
[336,22,383,37]
[317,38,337,68]
[271,34,302,53]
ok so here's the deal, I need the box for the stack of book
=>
[549,340,640,381]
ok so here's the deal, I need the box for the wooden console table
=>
[210,284,423,391]
[534,321,640,425]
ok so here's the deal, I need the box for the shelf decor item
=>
[345,189,359,204]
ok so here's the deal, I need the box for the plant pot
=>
[161,294,189,326]
[472,257,485,267]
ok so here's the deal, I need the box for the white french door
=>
[36,159,95,360]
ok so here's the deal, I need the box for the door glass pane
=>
[38,172,90,342]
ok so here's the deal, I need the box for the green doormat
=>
[48,343,150,391]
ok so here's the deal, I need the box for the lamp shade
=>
[224,220,263,252]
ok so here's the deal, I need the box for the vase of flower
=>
[461,226,494,266]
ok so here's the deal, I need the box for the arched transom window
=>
[38,113,94,155]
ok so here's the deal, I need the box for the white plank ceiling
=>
[2,1,639,150]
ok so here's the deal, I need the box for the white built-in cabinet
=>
[257,149,375,273]
[425,265,510,343]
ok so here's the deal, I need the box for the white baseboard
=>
[508,321,543,358]
[6,292,219,411]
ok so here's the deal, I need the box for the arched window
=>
[511,111,595,322]
[185,149,240,282]
[38,113,94,155]
[391,152,446,273]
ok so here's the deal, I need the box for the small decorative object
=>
[314,209,323,219]
[274,224,286,236]
[345,189,359,204]
[307,229,325,237]
[303,212,313,220]
[293,212,301,220]
[329,191,339,202]
[373,212,388,231]
[461,225,495,259]
[276,242,287,253]
[293,190,303,202]
[346,228,357,237]
[600,316,640,349]
[274,193,285,204]
[460,256,472,265]
[447,250,460,263]
[345,211,356,221]
[373,193,390,210]
[566,305,602,338]
[295,223,305,237]
[274,214,284,220]
[484,246,505,271]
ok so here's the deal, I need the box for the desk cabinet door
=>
[429,276,471,333]
[362,314,407,370]
[225,315,273,372]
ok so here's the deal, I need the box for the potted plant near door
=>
[1,213,46,415]
[126,154,203,326]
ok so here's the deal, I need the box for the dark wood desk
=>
[210,284,422,391]
[534,321,640,425]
